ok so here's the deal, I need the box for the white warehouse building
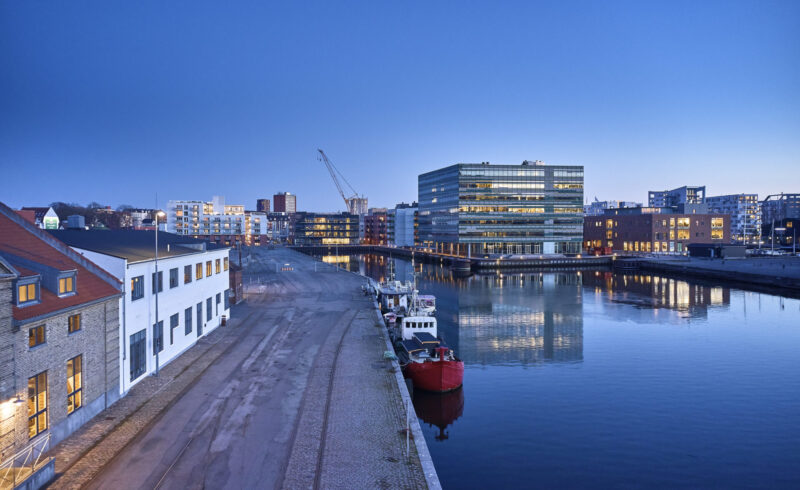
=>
[50,230,231,394]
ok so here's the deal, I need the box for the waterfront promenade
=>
[47,247,428,489]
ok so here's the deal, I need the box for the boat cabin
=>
[400,315,437,341]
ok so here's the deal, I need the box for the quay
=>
[45,247,434,489]
[291,245,612,272]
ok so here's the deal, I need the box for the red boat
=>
[397,317,464,393]
[404,346,464,392]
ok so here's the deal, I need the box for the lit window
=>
[131,275,144,301]
[28,372,47,438]
[28,325,45,348]
[224,257,229,271]
[67,356,82,414]
[59,276,75,295]
[215,259,221,274]
[68,314,81,334]
[206,261,212,277]
[196,263,203,280]
[17,282,37,304]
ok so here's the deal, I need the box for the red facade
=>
[583,213,730,253]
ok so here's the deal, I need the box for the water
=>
[332,254,800,489]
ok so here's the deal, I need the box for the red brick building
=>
[363,211,388,245]
[584,213,730,253]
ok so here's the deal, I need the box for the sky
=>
[1,0,798,212]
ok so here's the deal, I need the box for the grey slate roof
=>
[49,230,228,263]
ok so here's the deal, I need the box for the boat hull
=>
[405,360,464,392]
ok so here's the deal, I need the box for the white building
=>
[167,196,270,246]
[706,193,761,244]
[50,230,231,395]
[583,200,642,216]
[393,204,417,247]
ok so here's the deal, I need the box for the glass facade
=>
[418,162,584,255]
[293,212,359,245]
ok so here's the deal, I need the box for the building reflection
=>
[413,388,464,441]
[447,272,584,366]
[581,271,731,320]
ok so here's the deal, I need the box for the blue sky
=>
[1,0,798,211]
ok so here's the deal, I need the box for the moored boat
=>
[396,315,464,393]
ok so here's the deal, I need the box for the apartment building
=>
[583,200,642,216]
[273,192,297,214]
[166,196,268,246]
[50,230,230,395]
[705,194,761,245]
[293,212,359,245]
[418,160,584,256]
[0,203,122,471]
[363,209,388,245]
[648,186,706,208]
[393,202,418,247]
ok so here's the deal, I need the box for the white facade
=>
[706,193,761,244]
[393,206,417,246]
[70,246,231,395]
[167,196,247,237]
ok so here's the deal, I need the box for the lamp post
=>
[154,210,165,376]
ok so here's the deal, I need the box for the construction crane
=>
[317,149,367,214]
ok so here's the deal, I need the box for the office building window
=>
[28,372,48,438]
[184,265,192,284]
[196,263,203,280]
[29,325,45,348]
[153,321,164,354]
[152,271,163,293]
[224,257,229,271]
[215,259,221,274]
[170,313,179,344]
[185,307,193,335]
[130,329,146,381]
[206,261,212,277]
[17,282,38,305]
[131,275,144,300]
[206,298,212,321]
[67,355,82,414]
[169,268,179,288]
[68,314,81,334]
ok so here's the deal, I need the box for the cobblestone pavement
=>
[51,247,426,489]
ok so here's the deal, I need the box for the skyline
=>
[2,0,799,211]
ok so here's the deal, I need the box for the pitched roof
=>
[49,229,227,263]
[20,207,52,220]
[0,202,122,323]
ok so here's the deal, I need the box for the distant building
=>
[167,196,268,246]
[267,212,292,243]
[648,186,706,208]
[50,230,231,394]
[20,207,60,230]
[583,200,641,217]
[273,192,297,214]
[347,197,369,216]
[293,212,359,246]
[761,193,799,247]
[584,210,730,253]
[67,215,86,229]
[0,202,122,464]
[392,202,418,247]
[256,199,271,213]
[363,208,388,245]
[128,209,154,229]
[705,194,761,245]
[418,160,584,256]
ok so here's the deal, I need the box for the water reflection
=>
[582,271,731,321]
[413,388,465,441]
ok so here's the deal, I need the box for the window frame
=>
[185,307,193,335]
[130,329,147,381]
[28,325,46,348]
[223,257,229,271]
[67,355,83,415]
[196,263,203,280]
[131,275,144,301]
[169,268,179,289]
[28,371,48,438]
[68,314,81,334]
[58,272,76,296]
[206,261,212,277]
[153,321,164,355]
[206,297,212,321]
[184,265,192,284]
[151,271,163,294]
[170,313,179,345]
[16,279,39,306]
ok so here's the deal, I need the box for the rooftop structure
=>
[648,186,706,208]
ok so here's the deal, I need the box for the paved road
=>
[87,248,425,489]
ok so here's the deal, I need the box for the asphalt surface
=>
[86,247,426,490]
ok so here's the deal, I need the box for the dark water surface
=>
[330,254,800,489]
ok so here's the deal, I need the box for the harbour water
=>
[326,254,800,489]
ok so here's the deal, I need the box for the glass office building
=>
[418,161,584,256]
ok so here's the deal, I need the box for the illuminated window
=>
[677,218,690,228]
[28,371,48,438]
[669,230,675,240]
[68,314,81,334]
[59,276,75,295]
[711,229,724,239]
[711,218,724,228]
[677,230,690,240]
[669,218,675,227]
[17,282,37,305]
[196,263,203,280]
[224,257,229,271]
[67,356,82,414]
[215,259,221,274]
[206,261,212,277]
[28,325,45,348]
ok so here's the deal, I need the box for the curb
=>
[373,306,442,490]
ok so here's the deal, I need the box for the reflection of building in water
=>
[320,254,360,272]
[453,273,584,365]
[581,271,730,320]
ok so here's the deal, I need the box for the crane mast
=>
[317,149,367,214]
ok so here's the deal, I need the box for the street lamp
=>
[154,210,165,376]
